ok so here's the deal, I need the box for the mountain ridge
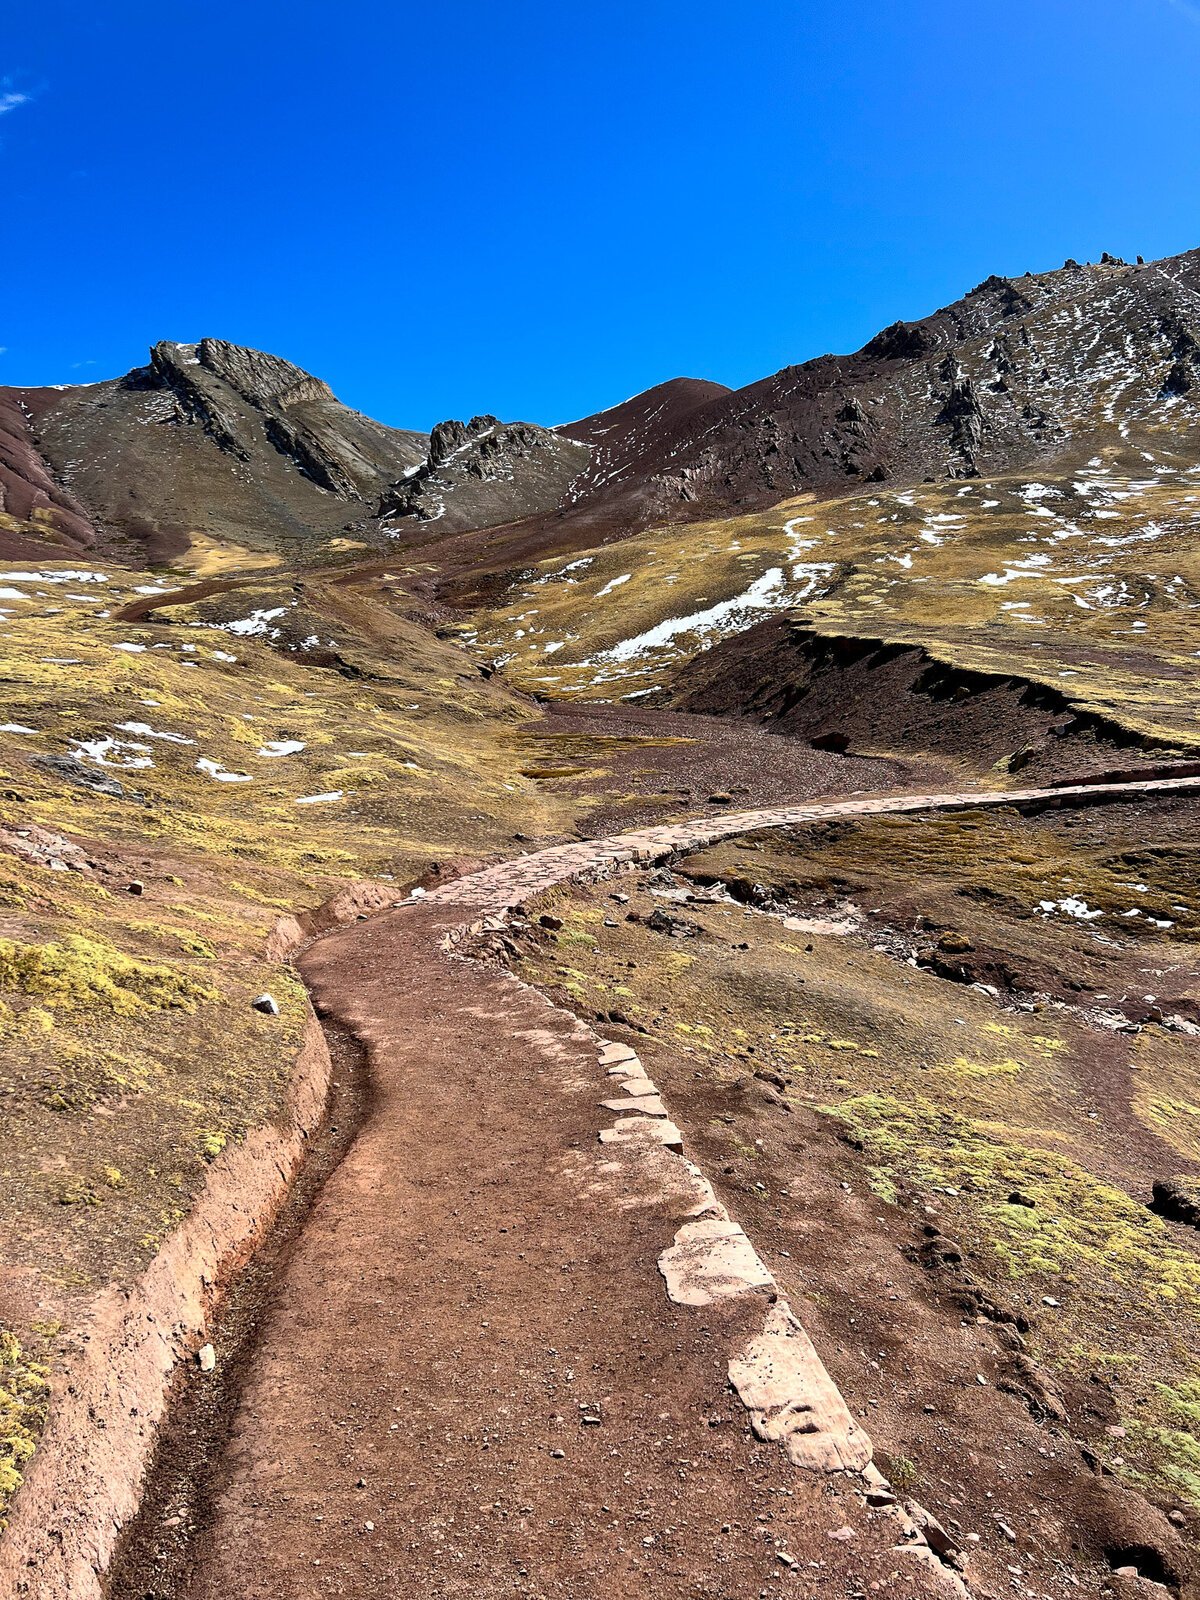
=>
[2,246,1198,573]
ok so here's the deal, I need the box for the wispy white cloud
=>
[0,92,29,117]
[1164,0,1200,23]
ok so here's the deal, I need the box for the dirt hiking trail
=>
[39,773,1200,1600]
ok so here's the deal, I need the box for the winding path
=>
[414,770,1200,915]
[172,772,1200,1600]
[11,772,1200,1600]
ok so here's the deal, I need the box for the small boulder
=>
[252,992,280,1016]
[754,1069,787,1091]
[919,1234,964,1268]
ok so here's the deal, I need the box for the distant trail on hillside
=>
[412,771,1200,914]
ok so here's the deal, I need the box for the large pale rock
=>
[728,1301,872,1473]
[600,1094,667,1117]
[616,1076,657,1095]
[598,1042,639,1067]
[658,1217,773,1305]
[599,1116,683,1153]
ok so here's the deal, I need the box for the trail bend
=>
[112,772,1200,1599]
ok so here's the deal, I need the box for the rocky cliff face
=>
[141,339,414,500]
[377,412,591,538]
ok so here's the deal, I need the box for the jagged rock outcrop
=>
[861,320,935,361]
[141,339,403,499]
[378,414,590,536]
[935,360,985,468]
[1160,318,1200,397]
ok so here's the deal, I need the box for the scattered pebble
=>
[197,1344,215,1372]
[253,993,280,1016]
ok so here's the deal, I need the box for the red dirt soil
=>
[172,904,930,1600]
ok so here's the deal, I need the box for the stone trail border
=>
[5,773,1197,1599]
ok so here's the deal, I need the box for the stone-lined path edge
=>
[4,772,1198,1599]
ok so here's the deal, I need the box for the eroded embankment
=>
[672,618,1200,780]
[7,775,1200,1598]
[0,881,399,1600]
[105,1020,370,1600]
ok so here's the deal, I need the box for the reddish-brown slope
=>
[0,389,96,559]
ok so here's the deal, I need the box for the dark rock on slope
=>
[1151,1176,1200,1227]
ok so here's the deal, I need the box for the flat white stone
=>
[617,1077,657,1096]
[598,1116,683,1153]
[657,1218,773,1307]
[600,1094,667,1117]
[727,1301,872,1473]
[598,1043,639,1066]
[606,1061,641,1077]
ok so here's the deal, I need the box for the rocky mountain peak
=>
[380,414,589,534]
[428,414,500,467]
[136,337,416,500]
[195,339,337,409]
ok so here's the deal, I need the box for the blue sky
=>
[3,1,1200,430]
